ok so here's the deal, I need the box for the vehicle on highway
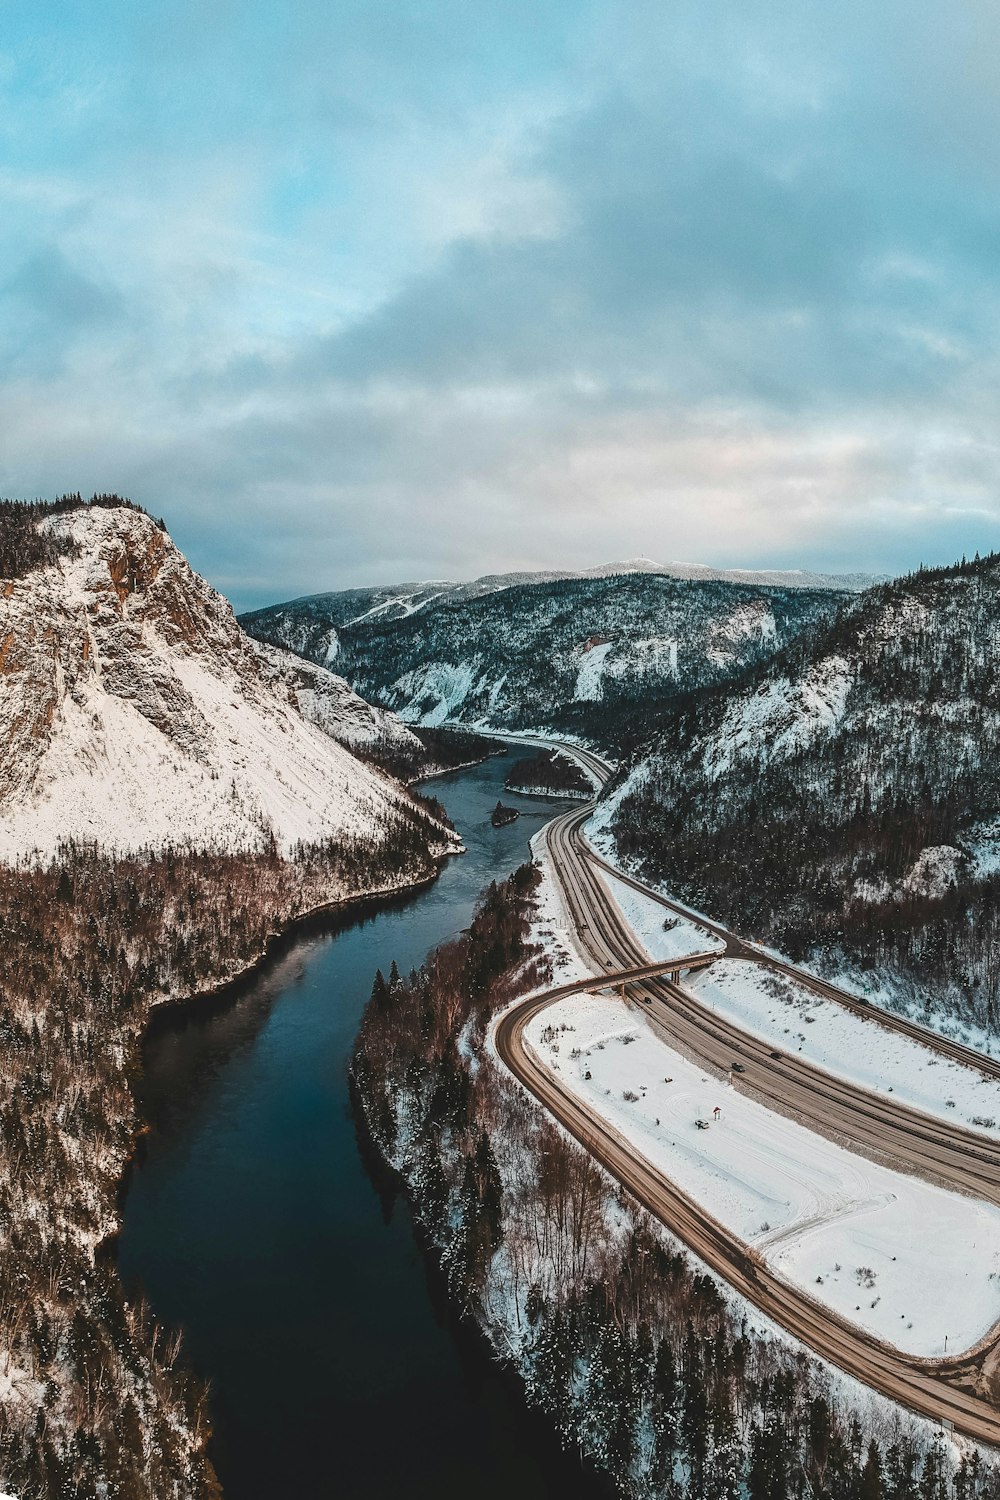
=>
[769,1050,781,1060]
[731,1061,746,1074]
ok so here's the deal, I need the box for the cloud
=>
[1,1,999,607]
[1,247,125,374]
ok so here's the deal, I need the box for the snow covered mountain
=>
[594,553,1000,1034]
[0,502,440,863]
[242,570,847,746]
[247,558,874,655]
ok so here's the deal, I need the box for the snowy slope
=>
[0,506,443,863]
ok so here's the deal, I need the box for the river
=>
[117,755,607,1500]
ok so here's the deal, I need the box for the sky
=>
[2,2,999,610]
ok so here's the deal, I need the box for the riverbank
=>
[117,757,598,1500]
[0,806,454,1500]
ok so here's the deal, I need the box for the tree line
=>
[0,494,165,581]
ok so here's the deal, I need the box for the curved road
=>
[492,739,1000,1443]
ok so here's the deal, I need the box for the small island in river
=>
[491,800,520,827]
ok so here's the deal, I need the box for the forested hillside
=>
[243,572,845,749]
[596,554,1000,1034]
[352,866,984,1500]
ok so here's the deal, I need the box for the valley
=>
[9,6,997,1496]
[2,499,1000,1499]
[241,566,849,750]
[0,500,459,1499]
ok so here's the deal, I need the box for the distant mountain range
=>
[250,557,877,648]
[241,567,853,747]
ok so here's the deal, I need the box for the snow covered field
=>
[599,870,724,962]
[527,830,595,984]
[525,991,1000,1358]
[685,960,1000,1139]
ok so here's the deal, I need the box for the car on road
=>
[731,1061,746,1074]
[768,1050,781,1060]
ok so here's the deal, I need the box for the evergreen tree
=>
[860,1439,884,1500]
[369,968,391,1011]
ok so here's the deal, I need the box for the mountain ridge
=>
[242,569,851,747]
[0,504,447,863]
[253,556,880,625]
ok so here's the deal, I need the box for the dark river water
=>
[117,756,606,1500]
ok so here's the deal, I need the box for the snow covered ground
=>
[527,829,595,984]
[526,991,1000,1358]
[685,960,1000,1139]
[598,870,724,962]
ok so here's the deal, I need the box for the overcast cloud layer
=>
[2,1,999,607]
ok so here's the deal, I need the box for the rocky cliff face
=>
[0,505,437,862]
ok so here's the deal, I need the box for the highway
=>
[492,737,1000,1443]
